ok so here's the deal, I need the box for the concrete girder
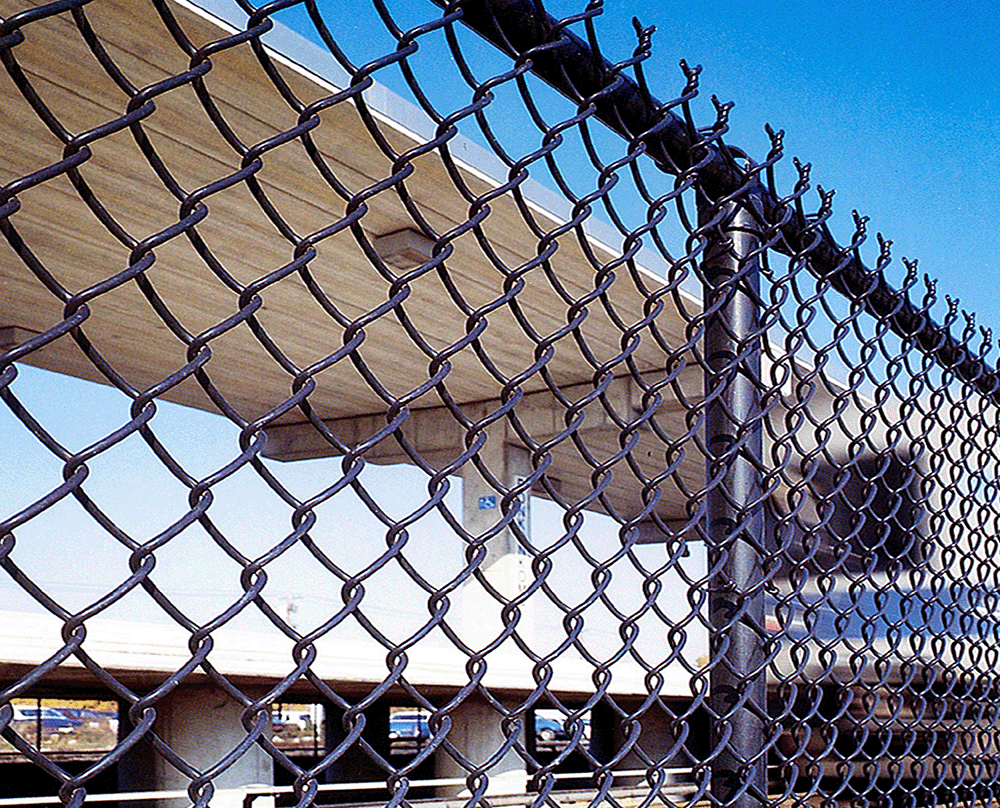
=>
[261,371,704,523]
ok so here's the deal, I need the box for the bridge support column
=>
[434,694,526,797]
[588,701,616,768]
[323,702,390,789]
[460,408,532,569]
[151,685,273,808]
[459,406,534,648]
[611,704,679,786]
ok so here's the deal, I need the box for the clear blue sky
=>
[549,0,1000,324]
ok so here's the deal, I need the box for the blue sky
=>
[555,0,1000,322]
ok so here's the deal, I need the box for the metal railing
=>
[1,0,999,806]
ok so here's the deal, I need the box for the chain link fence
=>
[1,0,999,807]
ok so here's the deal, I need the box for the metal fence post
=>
[700,195,768,808]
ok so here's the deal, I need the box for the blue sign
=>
[478,495,497,510]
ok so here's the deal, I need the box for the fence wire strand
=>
[1,0,999,807]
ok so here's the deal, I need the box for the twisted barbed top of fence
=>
[438,0,1000,405]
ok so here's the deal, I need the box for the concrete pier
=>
[150,685,273,808]
[612,703,680,786]
[458,406,536,650]
[434,694,527,797]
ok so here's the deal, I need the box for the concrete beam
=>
[433,694,526,797]
[260,374,676,463]
[260,371,705,523]
[0,610,709,697]
[149,685,273,808]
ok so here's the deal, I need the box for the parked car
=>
[389,711,430,741]
[534,715,568,743]
[11,706,83,734]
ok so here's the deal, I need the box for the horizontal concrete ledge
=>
[261,373,697,463]
[0,611,695,697]
[0,608,962,698]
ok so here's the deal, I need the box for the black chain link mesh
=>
[2,0,998,807]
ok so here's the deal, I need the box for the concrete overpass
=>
[0,0,721,798]
[0,0,959,801]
